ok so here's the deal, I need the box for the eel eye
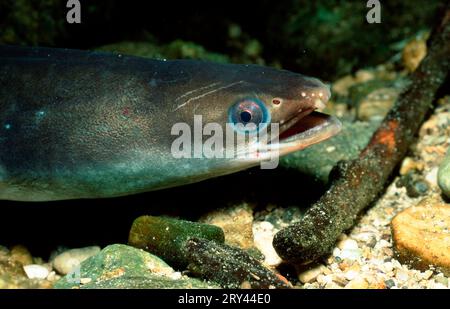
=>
[228,98,270,133]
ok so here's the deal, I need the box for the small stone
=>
[345,277,369,289]
[325,281,344,289]
[23,264,49,280]
[338,239,358,251]
[53,246,101,275]
[128,215,225,268]
[338,260,353,271]
[402,36,427,73]
[298,264,328,284]
[46,271,59,282]
[434,275,448,286]
[354,69,375,83]
[400,157,424,175]
[425,167,439,188]
[368,279,387,289]
[332,75,356,97]
[438,148,450,198]
[253,221,282,267]
[54,244,214,289]
[80,277,92,285]
[397,172,430,198]
[357,88,399,121]
[380,262,394,274]
[421,270,433,280]
[337,239,362,261]
[395,269,409,283]
[391,198,450,276]
[344,269,360,281]
[10,245,33,266]
[316,274,333,285]
[201,203,254,249]
[384,279,396,289]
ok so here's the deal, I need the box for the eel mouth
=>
[237,109,342,162]
[276,110,342,157]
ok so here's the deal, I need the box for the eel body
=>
[0,45,341,201]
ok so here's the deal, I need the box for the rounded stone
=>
[53,246,101,275]
[23,264,49,280]
[438,149,450,198]
[391,198,450,276]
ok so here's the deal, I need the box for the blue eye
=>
[228,98,270,133]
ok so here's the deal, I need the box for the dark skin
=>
[0,45,339,201]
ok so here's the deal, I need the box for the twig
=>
[184,238,291,288]
[273,6,450,264]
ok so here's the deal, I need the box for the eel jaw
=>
[275,111,342,157]
[234,110,342,163]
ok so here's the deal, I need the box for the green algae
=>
[54,244,216,289]
[128,216,225,268]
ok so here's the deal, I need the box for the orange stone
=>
[391,198,450,276]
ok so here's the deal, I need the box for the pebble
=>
[434,275,448,286]
[391,198,450,276]
[54,244,216,289]
[10,245,33,266]
[384,279,396,289]
[380,262,394,274]
[128,215,224,268]
[357,87,399,121]
[421,270,433,280]
[402,36,427,73]
[23,264,49,280]
[201,203,254,249]
[298,264,328,284]
[345,277,369,289]
[400,157,424,175]
[337,239,362,260]
[394,269,409,283]
[53,246,101,275]
[438,148,450,198]
[252,221,282,267]
[316,274,333,286]
[425,167,439,188]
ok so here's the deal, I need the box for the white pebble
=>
[298,265,328,284]
[338,239,359,251]
[53,246,100,275]
[337,239,362,260]
[344,270,359,281]
[316,274,333,285]
[375,239,391,249]
[380,262,393,273]
[395,269,409,282]
[23,264,49,280]
[332,247,341,257]
[421,270,433,280]
[252,221,282,267]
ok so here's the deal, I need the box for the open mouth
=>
[236,98,342,161]
[276,110,342,155]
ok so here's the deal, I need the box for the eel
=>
[0,45,341,201]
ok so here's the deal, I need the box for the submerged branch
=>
[273,6,450,264]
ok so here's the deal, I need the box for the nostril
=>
[272,98,282,105]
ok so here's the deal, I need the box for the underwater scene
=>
[0,0,449,293]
